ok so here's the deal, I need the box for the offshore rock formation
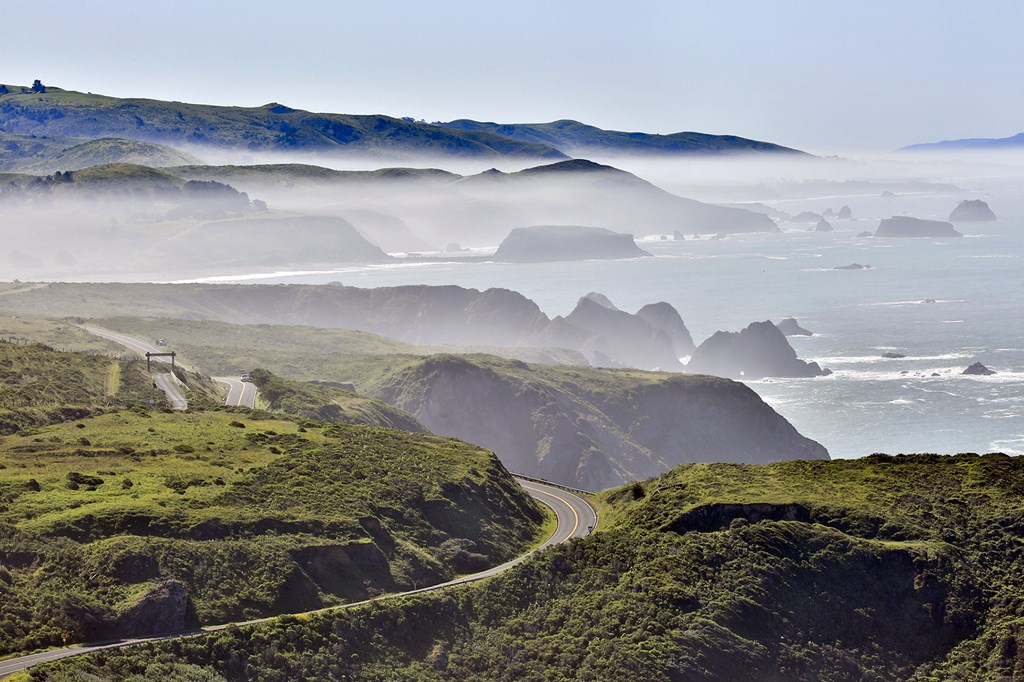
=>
[949,200,996,222]
[492,225,651,263]
[875,216,963,238]
[687,321,831,380]
[776,318,813,336]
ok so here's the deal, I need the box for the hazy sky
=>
[4,0,1021,153]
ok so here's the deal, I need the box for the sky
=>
[4,0,1022,154]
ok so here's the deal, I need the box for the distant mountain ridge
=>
[0,83,805,162]
[436,118,807,156]
[901,132,1024,152]
[0,85,566,161]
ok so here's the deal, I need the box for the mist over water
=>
[181,152,1024,459]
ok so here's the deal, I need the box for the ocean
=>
[184,182,1024,459]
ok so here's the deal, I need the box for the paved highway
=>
[79,326,257,410]
[212,376,258,408]
[0,478,596,679]
[81,326,189,410]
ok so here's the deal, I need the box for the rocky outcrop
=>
[369,354,828,489]
[686,320,831,380]
[582,292,618,310]
[493,225,651,263]
[815,218,834,232]
[636,302,696,357]
[856,231,873,238]
[776,318,812,336]
[789,211,823,223]
[882,352,906,359]
[838,205,852,219]
[949,200,996,222]
[875,216,963,238]
[673,230,685,240]
[835,263,871,270]
[963,362,996,376]
[113,580,197,638]
[538,296,683,370]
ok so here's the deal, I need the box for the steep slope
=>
[538,296,684,370]
[687,320,831,379]
[354,354,828,490]
[167,158,778,247]
[44,453,1024,682]
[247,368,426,433]
[436,118,808,156]
[457,159,778,238]
[0,408,543,657]
[0,86,565,161]
[0,284,705,374]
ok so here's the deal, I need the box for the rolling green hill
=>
[246,368,426,433]
[4,137,203,174]
[0,335,547,659]
[39,453,1024,681]
[437,118,808,156]
[0,86,566,161]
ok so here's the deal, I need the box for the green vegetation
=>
[0,87,566,160]
[10,138,202,174]
[247,368,426,433]
[437,118,807,155]
[0,338,154,433]
[36,454,1024,681]
[0,409,544,657]
[0,340,545,658]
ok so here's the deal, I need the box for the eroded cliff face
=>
[369,355,828,490]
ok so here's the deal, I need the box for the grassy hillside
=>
[0,409,544,657]
[7,137,203,174]
[0,86,566,160]
[247,368,426,433]
[0,338,155,433]
[438,118,808,156]
[38,454,1024,681]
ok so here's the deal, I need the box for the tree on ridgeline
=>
[31,79,46,93]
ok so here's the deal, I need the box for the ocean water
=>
[188,188,1024,459]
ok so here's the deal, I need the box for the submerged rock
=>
[949,199,996,222]
[882,352,906,359]
[835,263,871,270]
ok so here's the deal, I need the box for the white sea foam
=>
[861,299,964,307]
[989,437,1024,455]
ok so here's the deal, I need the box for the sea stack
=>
[875,216,963,238]
[493,225,652,262]
[949,200,996,222]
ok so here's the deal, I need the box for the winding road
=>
[79,326,257,409]
[0,478,596,679]
[212,376,258,408]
